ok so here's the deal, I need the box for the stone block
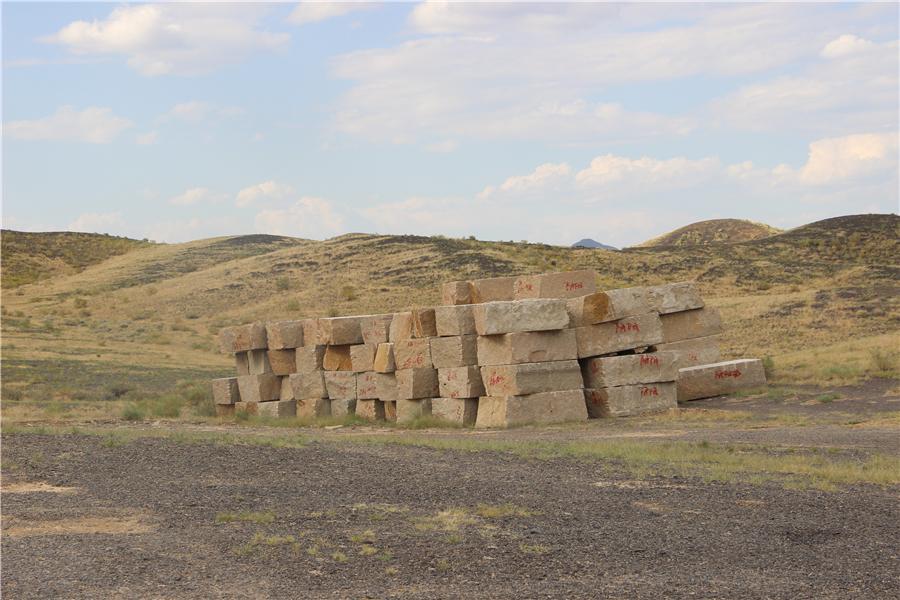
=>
[431,397,478,426]
[580,351,679,388]
[330,398,356,417]
[279,376,295,401]
[655,335,722,368]
[350,344,377,372]
[219,322,267,353]
[660,308,724,343]
[431,335,478,368]
[677,359,766,401]
[646,282,704,315]
[397,398,432,423]
[357,371,379,400]
[481,360,582,396]
[394,338,433,370]
[237,374,280,403]
[475,390,588,428]
[317,316,363,345]
[441,281,471,305]
[257,399,297,418]
[375,373,398,402]
[266,320,304,349]
[373,343,396,373]
[438,366,485,399]
[235,352,250,376]
[396,367,439,400]
[215,404,235,418]
[584,383,677,418]
[267,349,296,376]
[574,313,663,358]
[212,377,240,405]
[295,345,326,374]
[566,287,651,327]
[323,345,353,371]
[356,399,385,421]
[477,329,576,366]
[360,314,393,345]
[289,371,327,399]
[301,319,320,347]
[514,270,597,300]
[473,299,569,335]
[468,276,516,303]
[234,401,258,415]
[434,305,477,336]
[389,309,437,341]
[324,371,357,400]
[384,400,397,422]
[296,397,330,419]
[248,349,272,375]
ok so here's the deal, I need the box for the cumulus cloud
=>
[821,34,874,58]
[479,163,572,199]
[135,131,159,145]
[254,197,344,239]
[287,1,372,25]
[168,187,226,206]
[42,4,288,76]
[575,155,720,189]
[68,211,125,233]
[5,106,132,143]
[235,181,295,207]
[797,132,899,185]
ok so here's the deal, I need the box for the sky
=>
[2,1,898,248]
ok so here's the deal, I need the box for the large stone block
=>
[384,400,397,422]
[431,397,477,426]
[350,344,377,372]
[375,373,398,402]
[513,270,598,300]
[431,335,478,368]
[317,316,364,345]
[434,304,477,336]
[248,349,272,375]
[237,374,280,403]
[215,404,235,418]
[677,359,766,401]
[324,371,357,400]
[257,399,297,418]
[441,281,471,305]
[356,399,385,421]
[357,371,379,400]
[473,299,569,335]
[584,383,677,418]
[279,376,295,401]
[481,360,582,396]
[646,282,704,315]
[234,401,258,415]
[219,322,267,353]
[360,314,393,345]
[468,276,517,303]
[389,309,437,341]
[289,371,327,399]
[295,345,326,374]
[566,287,651,327]
[330,398,356,417]
[296,396,330,419]
[323,345,353,371]
[397,398,432,423]
[396,367,439,400]
[574,313,663,358]
[267,349,296,376]
[373,343,396,373]
[655,335,721,368]
[212,377,240,405]
[301,319,320,347]
[394,338,433,370]
[475,390,588,428]
[438,366,485,399]
[477,329,576,366]
[581,351,678,388]
[265,320,304,349]
[660,308,724,343]
[235,352,250,376]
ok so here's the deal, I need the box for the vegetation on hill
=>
[637,219,781,247]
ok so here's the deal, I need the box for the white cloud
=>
[68,212,125,233]
[236,181,295,207]
[136,131,158,145]
[479,163,571,199]
[5,106,132,143]
[821,34,874,58]
[168,187,225,206]
[254,197,344,239]
[575,155,719,189]
[43,4,288,76]
[797,132,899,185]
[287,2,372,25]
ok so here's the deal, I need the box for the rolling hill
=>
[637,219,781,247]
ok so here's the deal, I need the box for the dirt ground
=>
[3,382,899,599]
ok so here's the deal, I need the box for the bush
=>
[73,297,88,309]
[869,349,896,376]
[105,384,133,400]
[762,356,775,380]
[122,404,145,421]
[151,394,183,418]
[340,285,357,301]
[286,299,301,312]
[276,277,291,291]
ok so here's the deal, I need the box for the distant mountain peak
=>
[571,238,618,250]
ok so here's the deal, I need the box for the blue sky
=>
[2,2,898,247]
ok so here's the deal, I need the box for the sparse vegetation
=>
[215,511,276,524]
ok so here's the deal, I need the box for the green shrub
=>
[286,299,301,312]
[151,394,183,418]
[340,285,357,301]
[122,404,145,421]
[762,356,775,380]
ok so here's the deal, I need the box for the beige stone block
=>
[473,298,569,335]
[235,401,258,415]
[646,282,704,315]
[267,349,296,376]
[356,399,385,421]
[375,373,398,402]
[477,330,576,366]
[396,367,439,400]
[215,404,235,418]
[677,359,766,401]
[289,371,327,399]
[574,313,663,358]
[237,374,280,403]
[360,314,393,346]
[218,322,267,353]
[295,345,326,374]
[323,345,353,371]
[581,351,679,388]
[434,305,477,336]
[394,338,433,370]
[384,400,397,422]
[373,343,396,373]
[301,319,319,347]
[475,390,588,428]
[279,376,295,401]
[330,398,356,417]
[350,344,377,372]
[265,320,304,349]
[438,366,485,399]
[655,335,722,368]
[468,276,516,303]
[481,360,582,396]
[317,316,364,345]
[566,287,651,327]
[357,371,379,400]
[248,349,272,375]
[441,281,471,305]
[431,335,478,368]
[585,383,677,418]
[257,399,297,418]
[296,396,330,419]
[514,270,598,300]
[235,352,250,376]
[324,371,357,400]
[389,309,437,341]
[212,377,240,405]
[431,397,477,426]
[660,308,724,343]
[397,398,432,423]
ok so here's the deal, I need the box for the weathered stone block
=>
[289,371,327,399]
[330,398,356,417]
[323,345,353,371]
[301,319,319,347]
[373,343,396,373]
[356,399,385,421]
[468,276,516,303]
[397,398,432,423]
[234,401,258,415]
[393,338,433,370]
[295,345,326,374]
[248,349,272,375]
[324,371,357,400]
[566,287,651,327]
[317,316,363,345]
[477,329,576,366]
[357,371,379,400]
[475,390,588,428]
[384,400,397,421]
[375,373,398,401]
[574,313,663,358]
[473,298,569,335]
[438,366,485,399]
[389,309,437,341]
[215,404,235,418]
[677,359,766,401]
[660,308,724,343]
[580,351,678,388]
[212,377,240,405]
[481,360,582,396]
[584,383,677,418]
[655,335,722,368]
[513,270,597,300]
[646,282,704,315]
[235,352,250,376]
[431,335,478,368]
[237,374,280,403]
[257,399,297,418]
[266,320,304,349]
[431,397,477,426]
[434,305,477,336]
[396,367,439,400]
[219,322,267,353]
[296,396,330,419]
[350,344,377,372]
[441,281,471,305]
[267,349,296,376]
[360,314,393,345]
[279,376,295,401]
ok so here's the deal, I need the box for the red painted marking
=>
[715,369,742,379]
[640,386,659,397]
[616,321,640,333]
[488,373,505,386]
[590,361,600,374]
[565,281,584,291]
[639,355,659,367]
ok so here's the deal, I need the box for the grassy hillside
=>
[2,214,897,406]
[637,218,781,247]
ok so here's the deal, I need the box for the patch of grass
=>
[331,551,348,563]
[817,392,841,404]
[359,545,378,556]
[384,566,399,576]
[412,508,478,532]
[349,529,376,544]
[122,404,145,421]
[475,503,536,518]
[215,511,276,524]
[869,348,897,376]
[435,558,451,572]
[519,543,550,554]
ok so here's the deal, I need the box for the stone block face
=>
[646,282,704,315]
[330,398,356,417]
[212,377,240,405]
[324,371,357,400]
[266,320,304,349]
[296,397,330,419]
[295,345,326,374]
[477,330,576,366]
[289,371,327,399]
[356,399,385,421]
[431,397,478,426]
[267,349,296,376]
[219,322,267,353]
[257,399,297,418]
[393,338,433,370]
[580,351,679,388]
[660,307,723,343]
[574,313,663,358]
[389,309,438,341]
[395,368,439,400]
[360,314,393,346]
[375,373,398,402]
[441,281,471,305]
[434,305,477,336]
[279,376,295,401]
[481,360,582,396]
[468,276,517,303]
[248,349,272,375]
[357,371,379,400]
[215,404,235,418]
[473,299,569,335]
[585,383,677,418]
[397,398,432,423]
[384,400,397,421]
[655,335,722,368]
[317,316,363,345]
[431,335,478,368]
[301,319,319,347]
[373,343,396,373]
[438,366,485,399]
[234,401,259,415]
[323,345,353,371]
[237,374,280,403]
[350,344,377,372]
[677,359,766,401]
[566,287,651,327]
[475,390,588,428]
[514,270,597,300]
[235,352,250,376]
